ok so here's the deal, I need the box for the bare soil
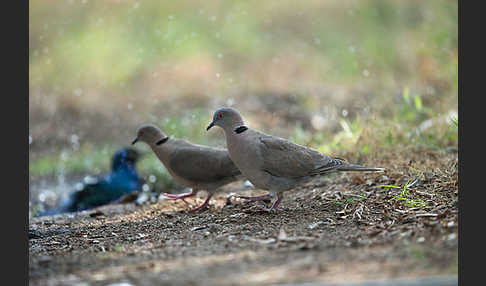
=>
[29,147,458,286]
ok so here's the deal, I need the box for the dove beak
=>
[206,122,215,131]
[131,137,139,145]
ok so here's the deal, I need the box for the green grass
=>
[450,116,458,127]
[379,180,427,208]
[30,0,457,92]
[330,192,368,207]
[29,144,118,176]
[154,107,213,145]
[291,85,458,156]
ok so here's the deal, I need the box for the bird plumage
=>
[132,124,242,211]
[207,107,384,210]
[167,139,241,186]
[36,148,143,216]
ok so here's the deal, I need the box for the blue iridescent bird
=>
[37,148,143,216]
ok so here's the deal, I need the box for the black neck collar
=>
[155,137,170,145]
[234,126,248,134]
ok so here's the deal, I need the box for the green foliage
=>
[450,116,458,127]
[29,1,457,92]
[379,181,427,208]
[159,108,212,144]
[330,192,368,207]
[29,143,178,190]
[29,144,117,176]
[289,123,311,146]
[397,88,431,124]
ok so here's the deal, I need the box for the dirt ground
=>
[29,147,458,286]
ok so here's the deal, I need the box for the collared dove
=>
[132,124,242,212]
[37,148,143,216]
[206,107,384,211]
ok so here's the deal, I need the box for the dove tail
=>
[337,164,385,172]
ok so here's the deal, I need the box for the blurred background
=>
[29,0,457,216]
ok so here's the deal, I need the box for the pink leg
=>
[235,193,273,201]
[161,191,196,200]
[269,193,284,211]
[188,193,214,212]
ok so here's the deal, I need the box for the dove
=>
[206,107,384,211]
[132,124,242,212]
[36,147,143,216]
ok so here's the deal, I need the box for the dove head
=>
[207,107,245,132]
[132,124,169,146]
[112,147,139,170]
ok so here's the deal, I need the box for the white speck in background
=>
[149,175,156,183]
[142,184,150,192]
[311,114,327,130]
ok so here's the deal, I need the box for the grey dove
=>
[206,107,384,211]
[132,124,242,212]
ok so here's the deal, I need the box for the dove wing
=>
[259,135,346,178]
[169,144,241,183]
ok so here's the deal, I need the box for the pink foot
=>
[188,193,214,212]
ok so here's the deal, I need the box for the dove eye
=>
[218,113,224,119]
